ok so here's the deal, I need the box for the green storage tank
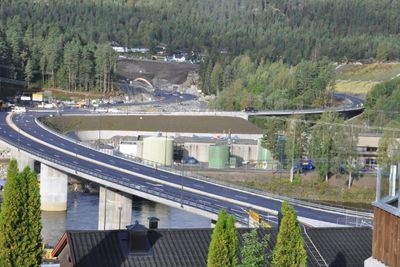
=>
[208,145,229,169]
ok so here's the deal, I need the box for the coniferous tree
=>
[208,209,238,267]
[26,170,43,266]
[272,202,307,267]
[0,162,42,267]
[226,215,238,267]
[208,209,229,267]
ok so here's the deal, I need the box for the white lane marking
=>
[39,148,44,152]
[49,138,53,141]
[41,134,44,137]
[54,154,60,158]
[193,184,204,188]
[146,182,163,187]
[60,143,65,146]
[73,161,79,164]
[95,168,102,172]
[27,143,31,146]
[132,166,139,171]
[235,195,248,200]
[231,208,244,213]
[109,160,115,163]
[8,134,12,137]
[160,175,169,179]
[89,153,95,157]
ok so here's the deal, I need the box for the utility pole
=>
[290,121,296,183]
[180,161,184,208]
[98,112,102,150]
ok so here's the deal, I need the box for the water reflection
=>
[41,192,210,246]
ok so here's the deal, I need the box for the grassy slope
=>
[335,63,400,95]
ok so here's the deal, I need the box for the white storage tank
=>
[143,136,174,166]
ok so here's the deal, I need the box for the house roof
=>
[53,227,372,267]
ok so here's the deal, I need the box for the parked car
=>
[182,157,199,164]
[300,159,315,170]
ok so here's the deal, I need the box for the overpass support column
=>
[40,164,68,211]
[11,150,34,170]
[98,186,132,230]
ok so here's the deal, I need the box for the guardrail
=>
[34,114,373,222]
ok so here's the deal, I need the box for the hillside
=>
[335,63,400,96]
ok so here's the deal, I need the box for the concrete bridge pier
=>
[98,186,132,230]
[11,149,34,170]
[40,164,68,211]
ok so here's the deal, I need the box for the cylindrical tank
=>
[142,136,174,166]
[208,145,229,169]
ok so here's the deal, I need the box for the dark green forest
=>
[365,78,400,127]
[1,0,400,94]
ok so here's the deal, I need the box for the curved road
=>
[0,111,372,228]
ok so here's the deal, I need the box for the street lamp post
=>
[98,112,102,150]
[164,132,167,167]
[180,161,184,208]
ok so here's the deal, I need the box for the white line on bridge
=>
[54,154,60,158]
[39,148,44,152]
[193,184,204,188]
[27,143,31,146]
[235,195,248,200]
[160,175,169,179]
[95,168,102,172]
[89,153,95,157]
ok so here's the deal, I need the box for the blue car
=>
[300,160,315,170]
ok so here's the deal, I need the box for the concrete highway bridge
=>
[0,110,373,230]
[124,93,364,120]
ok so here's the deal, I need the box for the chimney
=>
[148,217,160,230]
[126,221,150,253]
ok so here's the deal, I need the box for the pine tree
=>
[272,202,307,267]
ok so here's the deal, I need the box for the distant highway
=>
[0,111,373,228]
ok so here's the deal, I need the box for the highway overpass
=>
[0,111,372,230]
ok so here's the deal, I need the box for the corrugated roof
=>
[62,227,372,267]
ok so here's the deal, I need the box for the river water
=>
[41,192,210,247]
